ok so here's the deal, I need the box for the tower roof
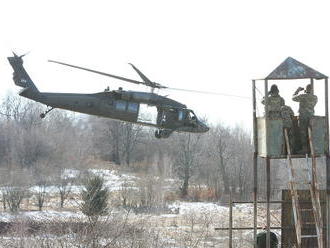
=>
[266,57,327,80]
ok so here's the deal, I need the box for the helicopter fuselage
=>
[8,54,209,138]
[20,86,209,134]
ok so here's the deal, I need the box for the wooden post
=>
[327,155,330,248]
[263,79,270,248]
[325,77,330,247]
[252,79,258,247]
[264,79,269,133]
[266,157,271,248]
[229,186,233,248]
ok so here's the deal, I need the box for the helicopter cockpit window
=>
[186,110,197,121]
[127,102,139,113]
[115,100,127,111]
[191,112,197,120]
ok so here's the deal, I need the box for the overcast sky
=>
[1,0,329,130]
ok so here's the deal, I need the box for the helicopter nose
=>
[198,121,209,133]
[203,125,210,132]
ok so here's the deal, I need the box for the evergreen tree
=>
[80,175,109,222]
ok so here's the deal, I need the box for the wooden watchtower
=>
[252,57,330,248]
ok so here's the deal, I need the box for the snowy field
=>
[0,168,281,247]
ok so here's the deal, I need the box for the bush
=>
[189,186,217,202]
[4,186,26,213]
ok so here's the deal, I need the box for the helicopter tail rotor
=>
[12,51,30,60]
[8,52,40,93]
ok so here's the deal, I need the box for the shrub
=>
[80,175,109,222]
[4,186,26,213]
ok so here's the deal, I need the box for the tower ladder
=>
[284,127,323,248]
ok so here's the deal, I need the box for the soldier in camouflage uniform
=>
[292,84,318,153]
[281,105,295,153]
[262,84,285,118]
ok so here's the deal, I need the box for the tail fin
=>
[7,53,39,94]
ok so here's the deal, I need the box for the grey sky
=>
[1,0,329,129]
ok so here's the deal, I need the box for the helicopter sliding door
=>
[137,104,157,125]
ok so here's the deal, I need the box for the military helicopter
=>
[7,53,209,138]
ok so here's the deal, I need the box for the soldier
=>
[292,84,318,153]
[281,105,294,129]
[262,84,285,118]
[281,105,295,153]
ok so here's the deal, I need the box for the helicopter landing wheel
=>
[155,130,162,139]
[161,129,172,138]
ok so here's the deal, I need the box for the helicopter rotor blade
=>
[48,60,143,85]
[127,63,167,89]
[129,63,152,86]
[166,87,250,99]
[48,59,249,99]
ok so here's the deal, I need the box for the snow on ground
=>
[62,169,81,179]
[28,168,140,195]
[29,185,84,194]
[169,201,228,215]
[88,169,139,191]
[0,210,85,222]
[0,166,282,247]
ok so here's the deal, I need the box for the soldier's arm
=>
[292,87,304,101]
[292,94,304,102]
[292,94,299,102]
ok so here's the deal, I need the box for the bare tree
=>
[173,133,202,197]
[120,122,143,166]
[57,177,73,208]
[209,125,233,195]
[90,118,144,166]
[89,118,122,164]
[48,167,75,209]
[34,180,47,211]
[4,186,26,212]
[229,126,253,199]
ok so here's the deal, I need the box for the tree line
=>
[0,93,285,201]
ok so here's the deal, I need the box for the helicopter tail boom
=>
[7,53,40,94]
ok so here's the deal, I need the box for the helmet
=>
[269,84,279,95]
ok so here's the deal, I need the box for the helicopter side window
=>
[178,110,185,121]
[127,102,139,113]
[115,100,127,111]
